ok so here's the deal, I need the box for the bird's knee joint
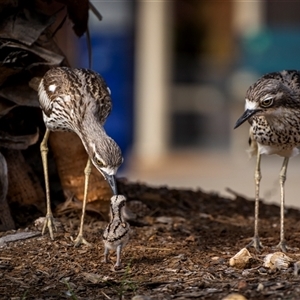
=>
[40,144,48,153]
[84,168,91,176]
[254,171,261,182]
[279,174,287,184]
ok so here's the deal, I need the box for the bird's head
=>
[234,74,299,129]
[90,136,123,195]
[110,194,126,210]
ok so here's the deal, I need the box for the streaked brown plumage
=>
[235,70,300,252]
[38,67,123,246]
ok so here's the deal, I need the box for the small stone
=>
[257,283,264,291]
[229,248,253,269]
[222,293,247,300]
[263,252,293,270]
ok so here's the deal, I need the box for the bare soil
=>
[1,179,300,300]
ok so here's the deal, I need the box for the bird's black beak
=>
[103,172,118,195]
[234,109,261,129]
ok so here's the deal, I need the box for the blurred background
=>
[65,0,300,208]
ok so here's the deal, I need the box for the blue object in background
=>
[79,27,134,170]
[241,28,300,74]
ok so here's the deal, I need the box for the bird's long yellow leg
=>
[247,151,263,251]
[277,157,289,252]
[40,128,56,239]
[73,158,92,247]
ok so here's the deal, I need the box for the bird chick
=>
[102,195,130,269]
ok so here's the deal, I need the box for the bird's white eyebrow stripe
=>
[245,99,257,110]
[262,95,273,101]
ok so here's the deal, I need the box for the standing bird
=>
[102,195,130,269]
[38,67,123,246]
[234,70,300,252]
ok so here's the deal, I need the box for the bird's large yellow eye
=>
[261,97,273,108]
[95,158,104,167]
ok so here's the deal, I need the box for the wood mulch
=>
[1,179,300,299]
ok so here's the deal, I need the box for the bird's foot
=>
[102,258,123,270]
[246,235,263,252]
[275,239,294,253]
[114,262,122,270]
[102,251,122,270]
[102,257,109,264]
[72,234,91,247]
[42,213,57,240]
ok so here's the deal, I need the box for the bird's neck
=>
[110,205,125,222]
[75,113,108,157]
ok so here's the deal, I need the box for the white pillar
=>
[230,0,264,160]
[232,0,264,35]
[134,0,171,163]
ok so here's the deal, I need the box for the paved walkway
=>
[122,150,300,209]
